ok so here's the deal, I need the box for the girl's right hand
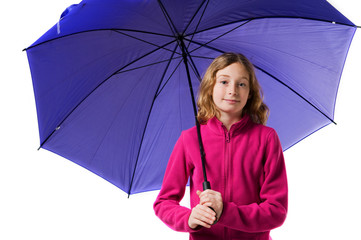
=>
[188,204,217,229]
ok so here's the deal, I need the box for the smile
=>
[224,99,240,103]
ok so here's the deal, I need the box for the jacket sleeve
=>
[153,133,198,233]
[217,129,288,233]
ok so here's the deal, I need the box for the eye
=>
[239,82,246,87]
[221,80,228,85]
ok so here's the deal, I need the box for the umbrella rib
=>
[191,55,214,60]
[187,56,202,82]
[185,38,224,55]
[183,0,208,36]
[116,56,182,75]
[114,30,179,55]
[185,20,252,55]
[112,28,174,38]
[157,0,179,36]
[24,29,174,51]
[253,66,336,124]
[128,45,178,196]
[185,39,336,124]
[155,59,183,98]
[24,17,356,52]
[38,40,177,149]
[189,25,344,76]
[186,0,210,51]
[185,16,356,38]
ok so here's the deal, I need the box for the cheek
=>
[245,92,252,106]
[245,87,251,98]
[211,86,220,99]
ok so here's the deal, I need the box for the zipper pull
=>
[222,125,231,143]
[226,132,230,143]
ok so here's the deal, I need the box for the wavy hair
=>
[197,52,269,125]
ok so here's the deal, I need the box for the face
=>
[212,62,250,122]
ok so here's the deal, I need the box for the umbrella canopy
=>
[25,0,356,195]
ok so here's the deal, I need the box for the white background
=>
[1,0,360,239]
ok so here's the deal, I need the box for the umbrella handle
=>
[202,180,211,190]
[202,181,218,224]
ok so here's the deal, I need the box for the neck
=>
[218,114,242,131]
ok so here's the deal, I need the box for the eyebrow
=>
[217,74,230,78]
[217,74,249,81]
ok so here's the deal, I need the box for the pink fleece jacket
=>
[154,115,288,240]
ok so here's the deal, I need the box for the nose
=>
[227,83,237,95]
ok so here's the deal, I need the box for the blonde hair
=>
[197,52,269,125]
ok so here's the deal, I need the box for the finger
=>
[201,203,217,217]
[194,211,216,226]
[199,194,215,205]
[197,204,216,219]
[194,205,216,222]
[199,190,218,202]
[202,195,222,205]
[193,218,212,228]
[199,191,222,205]
[198,189,210,198]
[189,213,211,229]
[201,189,217,196]
[199,196,207,205]
[190,204,217,229]
[196,190,202,196]
[199,197,212,206]
[202,201,214,208]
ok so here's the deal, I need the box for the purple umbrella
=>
[25,0,357,195]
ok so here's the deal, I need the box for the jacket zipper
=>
[223,127,231,240]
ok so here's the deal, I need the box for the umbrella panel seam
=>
[24,16,356,51]
[155,58,183,98]
[186,38,336,124]
[115,56,182,76]
[183,0,209,39]
[128,45,178,195]
[37,40,177,148]
[157,0,179,37]
[186,16,356,37]
[187,20,252,55]
[114,30,180,55]
[25,28,175,51]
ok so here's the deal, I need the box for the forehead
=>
[216,62,249,80]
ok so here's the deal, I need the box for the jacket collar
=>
[206,114,251,136]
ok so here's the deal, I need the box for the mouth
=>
[224,99,240,103]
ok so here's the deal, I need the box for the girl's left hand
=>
[197,189,223,221]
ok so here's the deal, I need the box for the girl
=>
[154,52,288,240]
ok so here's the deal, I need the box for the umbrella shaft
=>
[180,38,209,186]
